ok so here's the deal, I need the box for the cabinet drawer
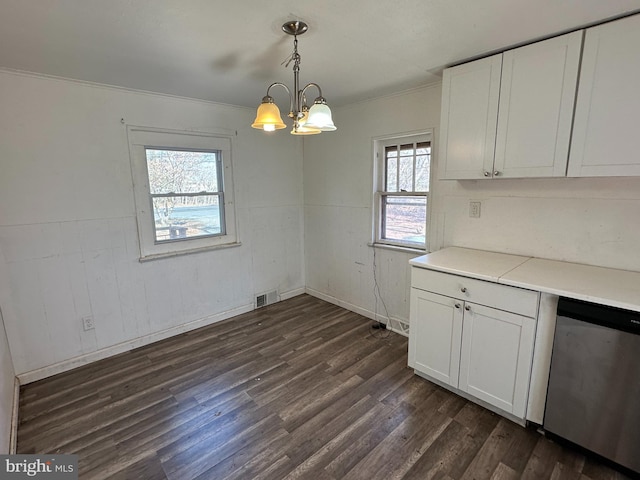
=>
[411,267,539,317]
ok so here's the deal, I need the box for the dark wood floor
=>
[18,294,630,480]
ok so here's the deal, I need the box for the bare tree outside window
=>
[145,149,225,242]
[376,138,430,249]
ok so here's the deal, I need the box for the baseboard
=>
[280,287,305,301]
[9,377,19,454]
[386,318,410,337]
[305,287,378,320]
[304,287,409,337]
[17,289,307,384]
[17,302,255,384]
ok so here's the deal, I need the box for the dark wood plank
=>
[459,417,524,480]
[521,436,573,480]
[17,294,631,480]
[492,462,521,480]
[400,401,501,480]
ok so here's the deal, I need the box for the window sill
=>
[368,242,427,255]
[139,241,242,262]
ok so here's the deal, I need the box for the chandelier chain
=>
[282,37,300,69]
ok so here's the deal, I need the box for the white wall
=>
[0,302,15,453]
[432,176,640,271]
[0,70,304,379]
[3,66,640,382]
[304,82,640,327]
[303,86,443,325]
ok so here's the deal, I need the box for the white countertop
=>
[411,247,640,313]
[409,247,530,282]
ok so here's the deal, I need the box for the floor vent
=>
[255,290,279,308]
[387,318,410,337]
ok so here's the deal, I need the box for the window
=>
[128,127,238,260]
[146,149,224,242]
[374,133,431,250]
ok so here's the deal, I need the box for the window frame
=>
[373,131,432,251]
[145,147,226,244]
[128,126,239,261]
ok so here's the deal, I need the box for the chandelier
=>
[251,21,337,135]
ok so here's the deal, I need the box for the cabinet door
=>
[458,303,535,418]
[569,14,640,177]
[494,31,582,178]
[408,289,463,387]
[439,54,502,180]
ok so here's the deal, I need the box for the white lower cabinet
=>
[409,289,463,386]
[409,269,538,420]
[458,303,536,418]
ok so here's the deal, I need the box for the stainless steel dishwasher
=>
[544,297,640,475]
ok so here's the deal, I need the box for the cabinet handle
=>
[494,170,500,176]
[460,287,467,293]
[483,171,490,177]
[464,305,471,311]
[454,303,461,309]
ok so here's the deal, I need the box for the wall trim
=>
[0,67,252,111]
[340,82,442,109]
[280,287,305,301]
[17,303,254,384]
[16,286,307,385]
[305,287,408,337]
[9,377,19,454]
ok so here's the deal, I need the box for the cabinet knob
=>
[494,170,500,176]
[460,287,467,293]
[483,171,490,177]
[454,303,461,309]
[464,305,471,311]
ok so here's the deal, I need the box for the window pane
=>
[146,149,219,194]
[385,146,397,158]
[382,195,426,246]
[152,195,223,242]
[415,154,430,192]
[399,156,414,191]
[386,157,398,192]
[399,144,414,157]
[416,142,431,155]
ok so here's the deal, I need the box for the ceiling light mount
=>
[251,21,336,135]
[281,20,308,37]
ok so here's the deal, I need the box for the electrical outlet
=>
[82,316,95,331]
[469,201,481,218]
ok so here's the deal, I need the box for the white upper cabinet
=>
[440,31,582,179]
[494,31,582,178]
[569,14,640,177]
[439,54,502,180]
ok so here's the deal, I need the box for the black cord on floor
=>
[370,246,391,339]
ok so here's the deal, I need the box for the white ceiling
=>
[1,0,640,108]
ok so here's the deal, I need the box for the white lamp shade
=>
[305,103,337,131]
[291,110,321,135]
[251,102,286,130]
[291,124,321,135]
